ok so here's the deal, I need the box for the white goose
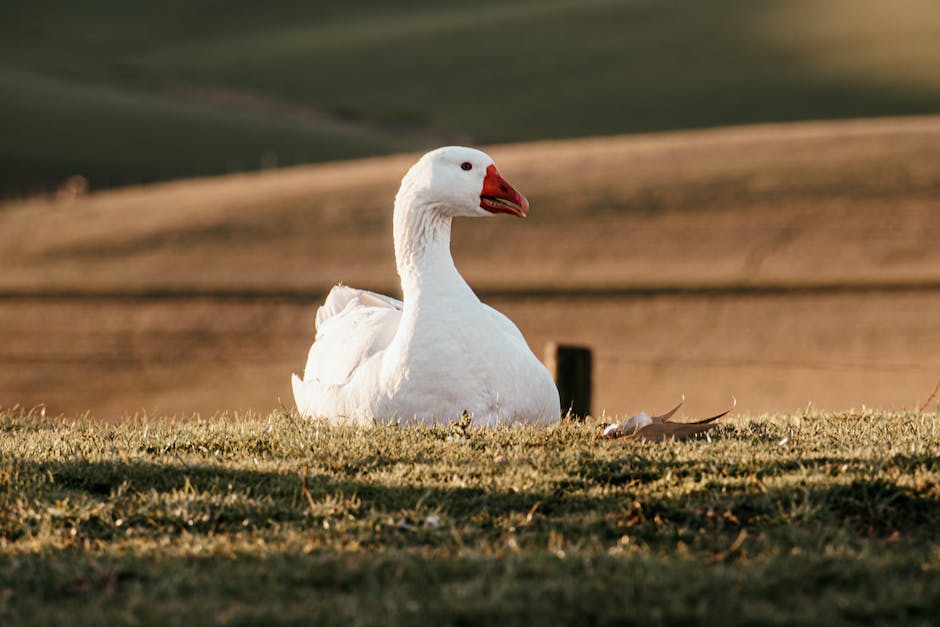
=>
[292,147,561,426]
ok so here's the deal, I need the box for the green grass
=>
[0,70,418,193]
[1,408,938,625]
[3,0,940,195]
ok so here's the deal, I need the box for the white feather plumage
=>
[292,147,560,426]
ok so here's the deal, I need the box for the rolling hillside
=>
[3,0,940,195]
[3,116,940,295]
[1,117,939,419]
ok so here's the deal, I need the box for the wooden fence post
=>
[544,342,592,419]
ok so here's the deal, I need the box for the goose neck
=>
[393,195,471,304]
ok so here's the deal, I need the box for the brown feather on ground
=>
[598,397,736,442]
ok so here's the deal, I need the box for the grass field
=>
[1,408,938,625]
[3,0,940,195]
[5,4,939,619]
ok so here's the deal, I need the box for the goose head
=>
[399,146,529,219]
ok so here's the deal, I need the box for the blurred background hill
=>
[1,0,939,419]
[3,0,940,197]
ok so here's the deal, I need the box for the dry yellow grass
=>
[4,115,940,294]
[2,292,937,420]
[1,117,939,419]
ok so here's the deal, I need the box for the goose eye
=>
[460,162,472,171]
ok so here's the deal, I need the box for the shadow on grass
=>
[5,453,940,546]
[576,452,940,537]
[2,535,938,627]
[577,450,940,485]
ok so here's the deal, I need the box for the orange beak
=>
[479,164,529,218]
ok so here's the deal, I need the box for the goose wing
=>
[302,285,401,386]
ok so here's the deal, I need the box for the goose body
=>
[291,147,560,426]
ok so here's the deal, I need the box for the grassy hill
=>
[3,116,940,295]
[3,0,940,195]
[1,117,939,418]
[1,409,938,625]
